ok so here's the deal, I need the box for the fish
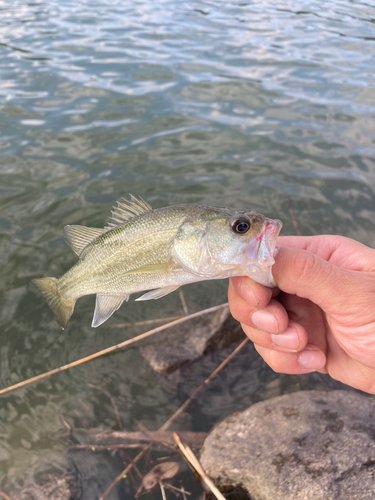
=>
[32,196,282,330]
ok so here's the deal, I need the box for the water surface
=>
[0,0,374,497]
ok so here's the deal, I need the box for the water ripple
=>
[0,0,374,493]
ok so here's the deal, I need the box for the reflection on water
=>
[0,0,374,495]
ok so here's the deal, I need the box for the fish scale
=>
[32,196,282,329]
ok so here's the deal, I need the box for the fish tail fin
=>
[32,277,75,330]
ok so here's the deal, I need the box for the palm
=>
[279,291,375,392]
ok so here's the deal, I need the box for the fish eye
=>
[231,217,251,235]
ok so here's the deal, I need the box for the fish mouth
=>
[257,219,283,267]
[245,218,282,287]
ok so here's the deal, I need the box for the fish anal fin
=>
[92,294,129,328]
[63,225,103,256]
[105,194,153,229]
[32,277,75,330]
[135,285,180,301]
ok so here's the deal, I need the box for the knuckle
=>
[292,251,328,292]
[293,252,317,283]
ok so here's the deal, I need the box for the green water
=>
[0,0,374,497]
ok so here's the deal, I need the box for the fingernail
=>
[239,282,258,306]
[298,349,326,370]
[251,310,278,334]
[271,327,299,351]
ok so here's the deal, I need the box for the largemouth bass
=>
[32,196,282,329]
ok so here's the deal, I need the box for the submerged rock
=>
[139,305,244,373]
[9,468,80,500]
[200,390,375,500]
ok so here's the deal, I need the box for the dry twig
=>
[165,484,191,497]
[69,444,145,451]
[160,337,248,431]
[0,492,12,500]
[287,195,301,236]
[174,434,225,500]
[160,482,167,500]
[0,303,228,397]
[122,448,144,481]
[126,468,139,496]
[97,336,249,499]
[88,384,123,429]
[179,290,189,316]
[181,485,188,500]
[98,449,145,500]
[92,430,207,449]
[110,316,182,328]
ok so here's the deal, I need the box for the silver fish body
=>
[32,196,282,329]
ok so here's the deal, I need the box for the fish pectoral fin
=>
[63,225,104,256]
[92,294,129,328]
[135,286,180,301]
[123,262,170,275]
[105,194,153,229]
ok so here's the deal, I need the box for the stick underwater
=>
[97,336,249,500]
[0,303,228,397]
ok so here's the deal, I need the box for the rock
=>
[9,468,80,500]
[139,305,244,373]
[200,390,375,500]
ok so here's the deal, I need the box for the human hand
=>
[228,235,375,394]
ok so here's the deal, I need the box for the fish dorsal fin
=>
[63,225,104,256]
[92,294,129,328]
[105,194,153,229]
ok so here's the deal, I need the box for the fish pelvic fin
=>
[32,277,75,330]
[135,285,180,301]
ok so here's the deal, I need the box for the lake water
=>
[0,0,374,497]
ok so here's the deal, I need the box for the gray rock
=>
[140,305,244,373]
[9,468,79,500]
[200,390,375,500]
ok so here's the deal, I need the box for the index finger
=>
[229,276,273,310]
[228,277,289,334]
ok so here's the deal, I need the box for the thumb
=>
[272,246,355,314]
